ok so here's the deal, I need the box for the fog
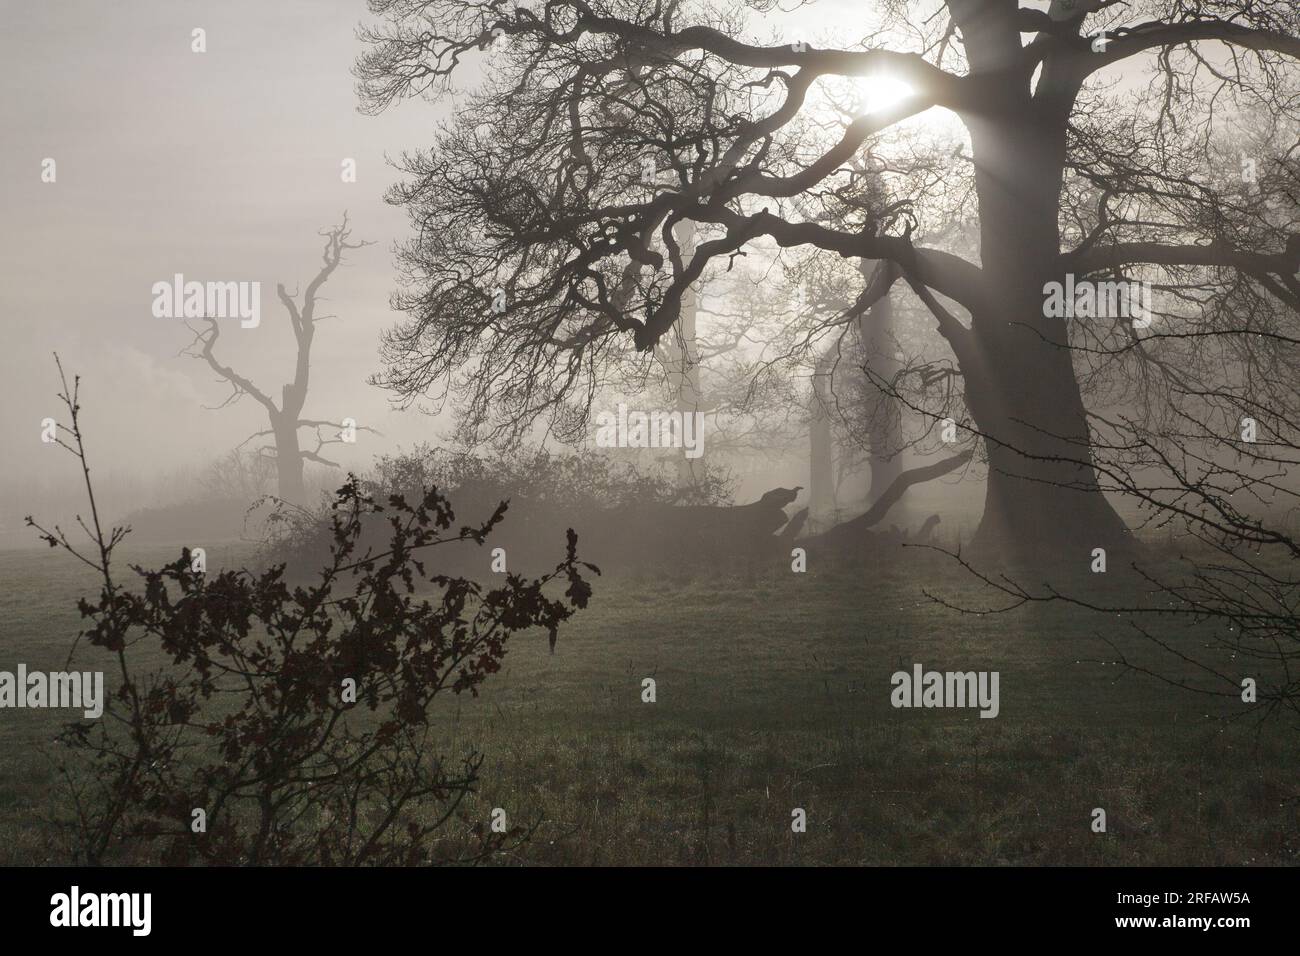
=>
[0,0,448,540]
[0,0,929,544]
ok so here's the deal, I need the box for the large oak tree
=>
[356,0,1300,561]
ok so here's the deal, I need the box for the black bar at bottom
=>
[0,865,1282,943]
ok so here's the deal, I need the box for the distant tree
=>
[197,447,278,501]
[806,259,905,517]
[649,246,808,484]
[29,358,597,864]
[185,215,374,506]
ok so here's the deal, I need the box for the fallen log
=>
[597,486,804,565]
[798,451,973,551]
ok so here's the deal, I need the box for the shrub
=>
[264,445,736,578]
[30,360,597,865]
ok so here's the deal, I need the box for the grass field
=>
[0,538,1296,866]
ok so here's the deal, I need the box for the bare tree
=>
[807,259,906,518]
[186,215,374,505]
[356,0,1300,564]
[912,100,1300,705]
[648,244,810,483]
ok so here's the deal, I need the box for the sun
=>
[853,75,916,116]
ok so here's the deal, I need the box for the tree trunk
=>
[272,416,306,505]
[667,220,704,489]
[809,349,835,517]
[962,315,1130,561]
[810,267,900,518]
[803,451,971,553]
[962,112,1132,565]
[857,270,903,504]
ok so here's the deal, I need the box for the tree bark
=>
[960,107,1132,563]
[665,220,704,489]
[857,268,904,504]
[272,414,306,505]
[809,349,835,517]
